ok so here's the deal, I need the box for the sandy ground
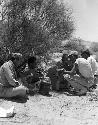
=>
[0,91,98,125]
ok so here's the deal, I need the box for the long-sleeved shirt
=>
[0,60,18,87]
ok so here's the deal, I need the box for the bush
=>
[90,42,98,53]
[2,0,75,57]
[63,38,86,53]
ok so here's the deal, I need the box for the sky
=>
[0,0,98,42]
[63,0,98,42]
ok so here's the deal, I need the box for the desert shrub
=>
[90,42,98,53]
[63,38,86,53]
[2,0,75,57]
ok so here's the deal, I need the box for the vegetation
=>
[62,37,86,54]
[0,0,97,64]
[90,42,98,53]
[1,0,75,58]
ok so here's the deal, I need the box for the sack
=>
[39,78,51,95]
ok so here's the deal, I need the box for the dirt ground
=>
[0,90,98,125]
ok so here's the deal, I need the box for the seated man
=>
[86,51,98,85]
[59,50,95,95]
[19,55,42,91]
[79,49,98,86]
[0,53,27,98]
[20,56,37,77]
[47,52,73,91]
[80,49,97,76]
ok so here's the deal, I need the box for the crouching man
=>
[58,50,95,95]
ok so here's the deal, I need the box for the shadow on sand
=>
[4,95,29,103]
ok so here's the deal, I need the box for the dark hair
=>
[69,54,78,59]
[28,56,37,68]
[62,53,68,62]
[68,54,78,65]
[68,51,78,62]
[28,56,36,63]
[16,55,37,76]
[81,49,91,57]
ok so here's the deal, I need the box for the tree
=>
[2,0,75,56]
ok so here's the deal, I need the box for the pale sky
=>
[63,0,98,42]
[1,0,98,42]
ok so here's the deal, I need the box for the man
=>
[0,53,27,98]
[47,52,73,91]
[84,51,98,76]
[20,56,38,84]
[18,55,43,94]
[80,49,98,86]
[84,49,98,85]
[19,56,37,77]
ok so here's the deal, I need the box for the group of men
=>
[47,49,98,95]
[0,49,97,98]
[0,53,37,98]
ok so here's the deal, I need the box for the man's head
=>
[62,53,68,64]
[68,51,78,66]
[81,49,91,59]
[27,56,37,69]
[61,51,78,71]
[10,53,23,67]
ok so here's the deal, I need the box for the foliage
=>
[89,42,98,52]
[2,0,75,56]
[63,37,86,53]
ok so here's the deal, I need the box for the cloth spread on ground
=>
[0,106,14,118]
